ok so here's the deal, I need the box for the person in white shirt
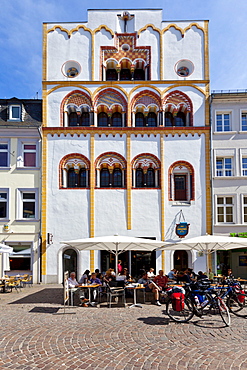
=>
[147,268,155,279]
[68,272,79,288]
[67,272,88,306]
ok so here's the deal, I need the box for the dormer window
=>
[9,105,21,120]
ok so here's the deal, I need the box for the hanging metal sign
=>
[175,210,190,238]
[175,222,190,238]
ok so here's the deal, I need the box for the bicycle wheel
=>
[217,297,231,326]
[166,297,194,323]
[227,293,247,317]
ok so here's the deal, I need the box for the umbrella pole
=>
[115,243,119,275]
[206,244,209,277]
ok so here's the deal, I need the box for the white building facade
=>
[42,9,211,283]
[0,98,42,283]
[211,91,247,278]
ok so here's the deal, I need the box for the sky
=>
[1,0,247,99]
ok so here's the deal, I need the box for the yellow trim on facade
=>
[90,250,95,272]
[160,135,165,271]
[47,24,92,37]
[42,127,209,138]
[137,23,161,36]
[43,80,209,86]
[160,135,165,241]
[91,85,128,101]
[204,130,212,235]
[91,32,95,81]
[42,91,47,128]
[162,84,206,97]
[90,134,95,237]
[160,32,163,81]
[93,25,115,37]
[205,83,210,126]
[129,84,162,98]
[42,24,47,81]
[161,22,205,36]
[41,134,47,277]
[126,134,132,229]
[204,21,209,82]
[89,134,95,272]
[45,84,93,97]
[161,251,165,272]
[42,127,209,137]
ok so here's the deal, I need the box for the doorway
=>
[174,250,188,271]
[63,249,77,277]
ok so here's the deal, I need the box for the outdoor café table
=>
[237,278,247,288]
[78,284,100,305]
[125,285,145,308]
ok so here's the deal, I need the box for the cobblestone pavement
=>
[0,284,247,370]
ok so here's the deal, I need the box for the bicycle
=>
[166,281,231,326]
[217,278,247,317]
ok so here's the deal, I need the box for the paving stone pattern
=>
[0,285,246,369]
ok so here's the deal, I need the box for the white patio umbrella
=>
[61,235,166,274]
[157,234,247,275]
[0,243,13,276]
[0,243,13,254]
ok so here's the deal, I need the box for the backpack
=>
[171,292,185,311]
[237,289,245,304]
[234,284,245,304]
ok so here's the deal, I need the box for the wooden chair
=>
[21,275,33,287]
[5,278,22,293]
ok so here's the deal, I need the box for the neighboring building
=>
[0,98,42,283]
[42,9,211,283]
[211,91,247,278]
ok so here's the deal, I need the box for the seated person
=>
[123,267,132,281]
[208,268,214,281]
[68,272,79,288]
[188,268,196,280]
[138,272,162,306]
[167,268,177,281]
[103,268,116,284]
[227,268,234,278]
[153,270,169,291]
[147,268,155,279]
[178,269,193,283]
[89,272,102,285]
[67,272,87,306]
[116,273,127,283]
[95,268,103,280]
[197,271,208,281]
[89,272,102,301]
[79,269,90,284]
